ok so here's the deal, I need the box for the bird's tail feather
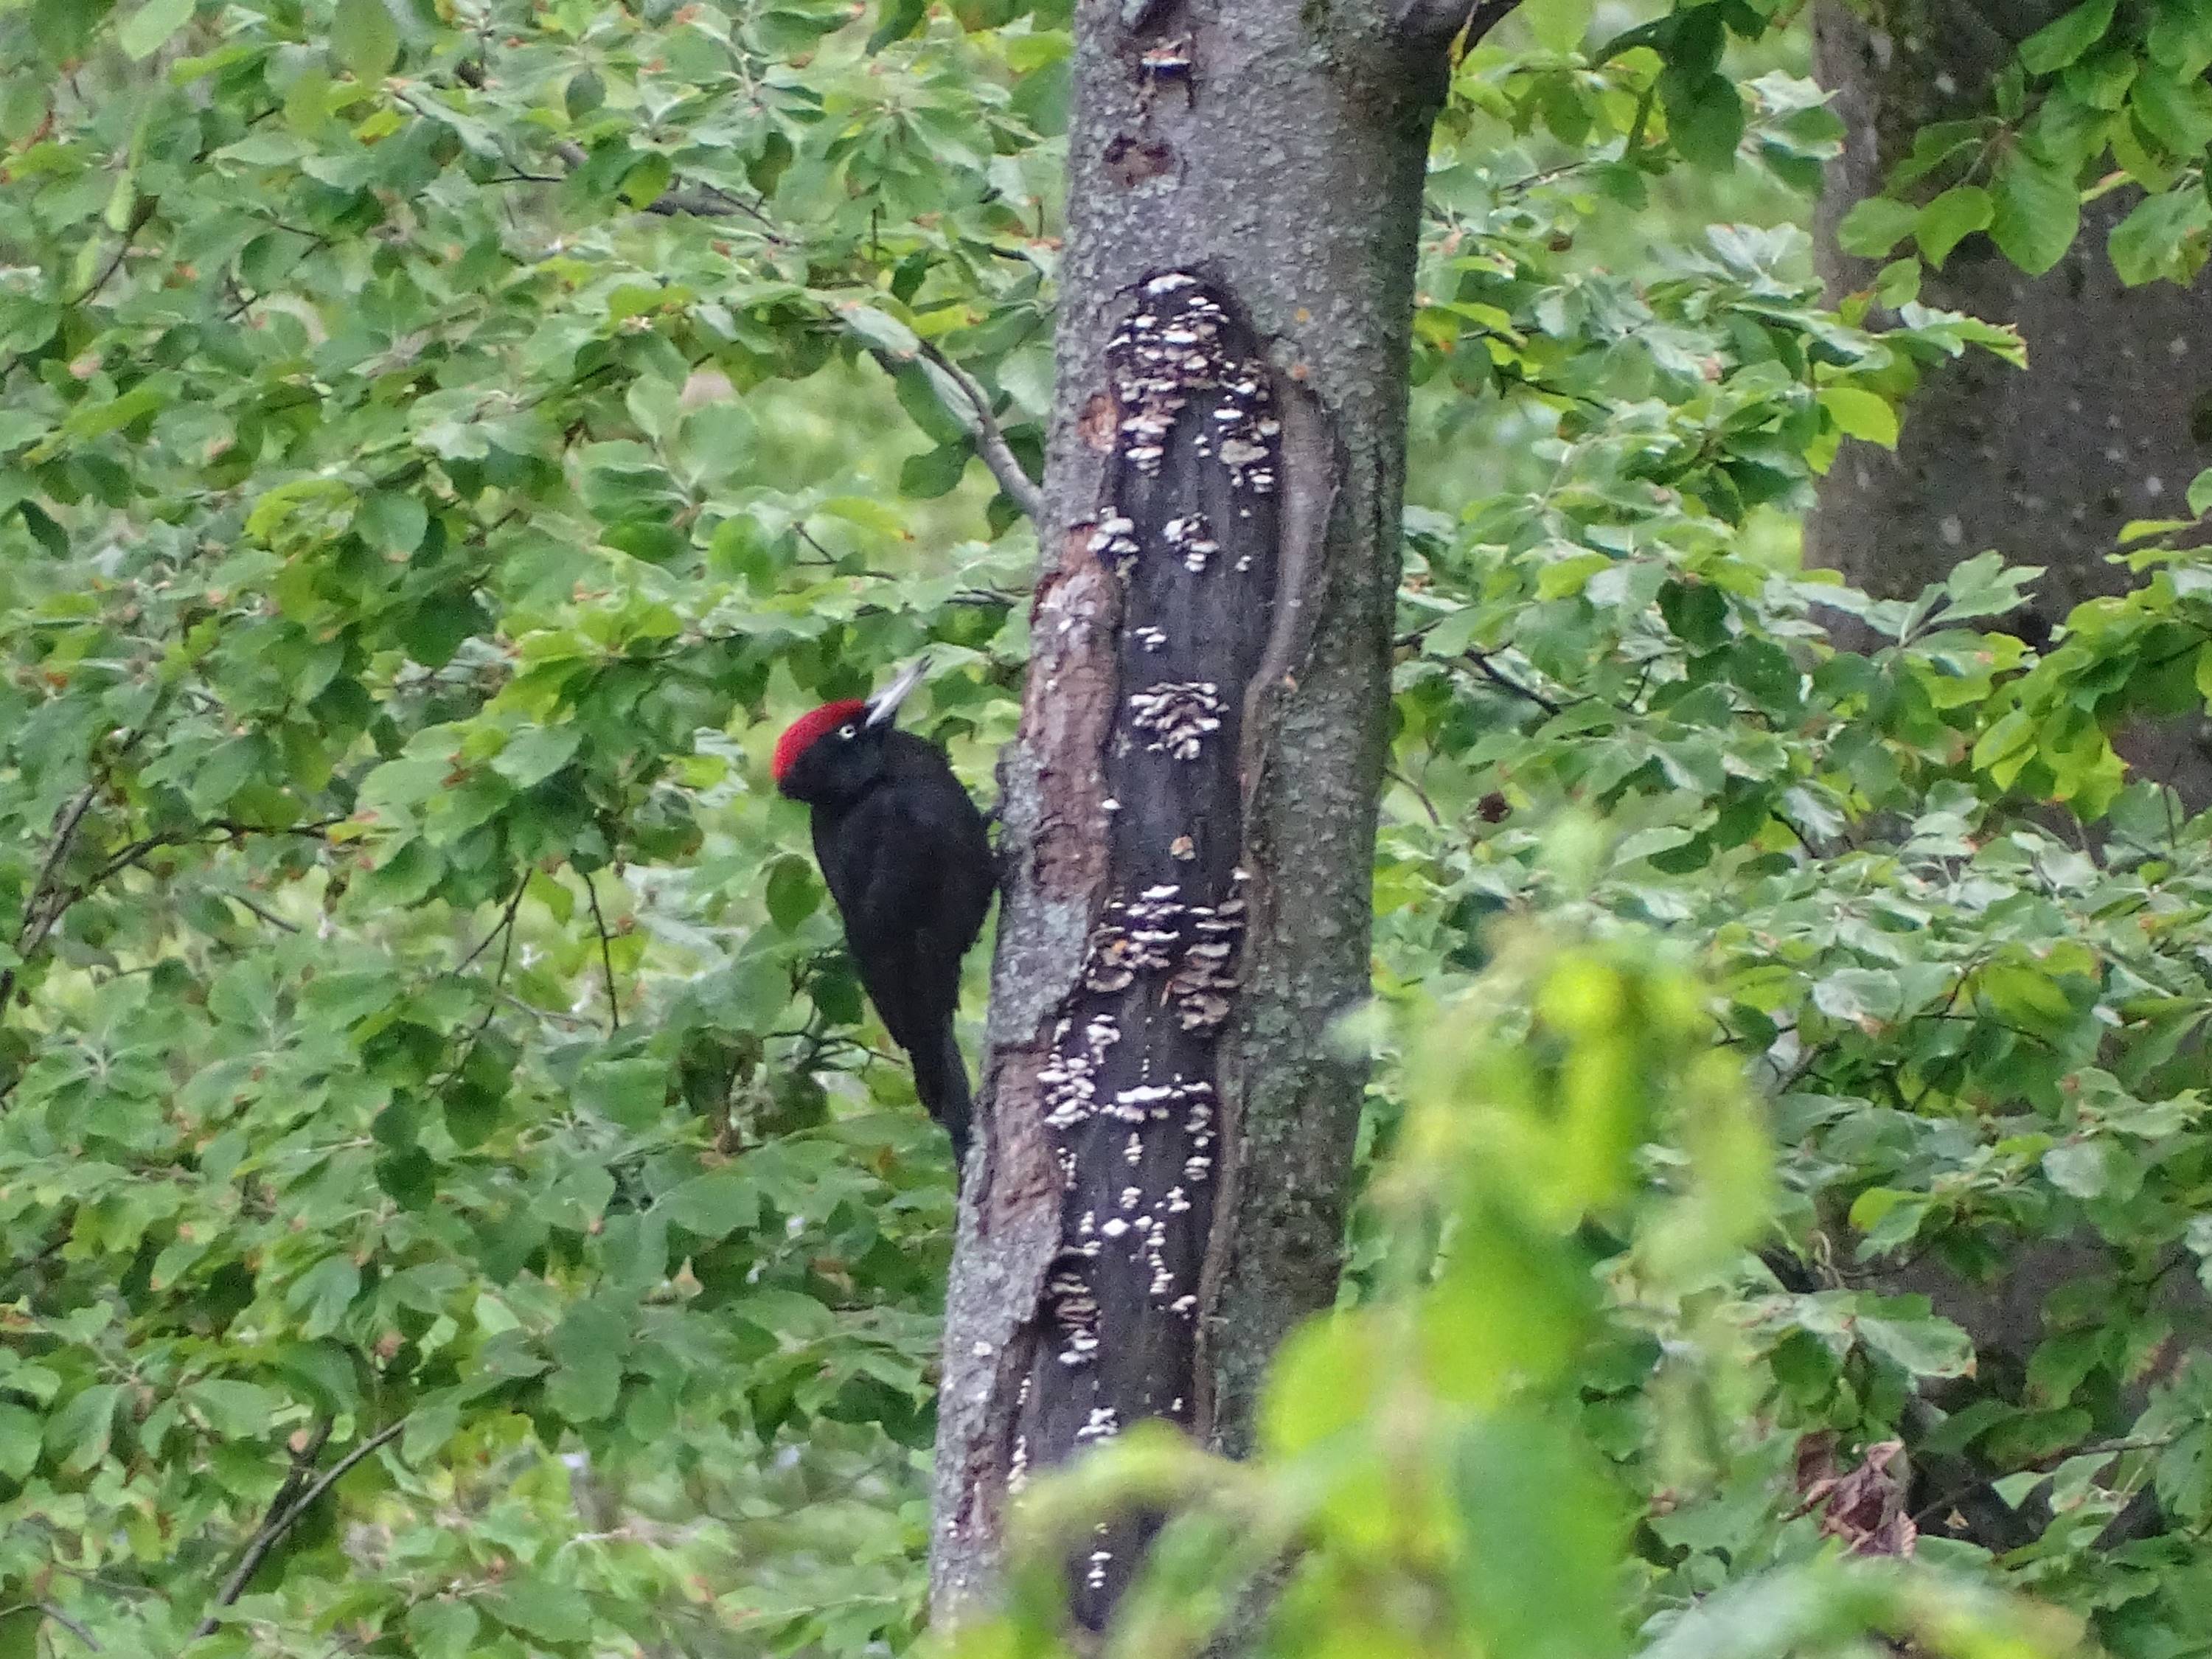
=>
[914,1018,973,1178]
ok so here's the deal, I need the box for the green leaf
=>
[565,67,605,117]
[868,0,929,52]
[1812,967,1902,1024]
[2159,1428,2212,1522]
[720,950,793,1030]
[1874,257,1922,306]
[185,1380,287,1438]
[2109,187,2212,285]
[1990,146,2081,274]
[1536,552,1613,600]
[1836,196,1920,259]
[1260,1312,1380,1457]
[547,1301,627,1422]
[0,1403,41,1479]
[489,725,581,788]
[116,0,196,59]
[1420,607,1485,661]
[577,1058,669,1129]
[60,378,173,442]
[46,1384,122,1474]
[1820,386,1899,447]
[1665,72,1745,170]
[1451,1413,1628,1659]
[664,1170,760,1240]
[891,360,971,447]
[546,1348,621,1422]
[288,1255,362,1340]
[2131,70,2212,155]
[356,838,445,908]
[1916,185,1994,268]
[2188,467,2212,518]
[1520,0,1596,53]
[486,1582,595,1645]
[840,304,921,361]
[355,490,428,556]
[596,1209,669,1290]
[406,1600,481,1659]
[2020,0,2117,73]
[1658,579,1728,649]
[2042,1140,2111,1198]
[1858,1301,1974,1377]
[1980,960,2076,1024]
[619,153,675,209]
[1853,1189,1935,1256]
[188,734,268,815]
[2149,0,2212,75]
[900,440,971,500]
[333,0,400,80]
[764,856,821,930]
[2027,1328,2104,1407]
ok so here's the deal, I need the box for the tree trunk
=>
[1809,0,2212,793]
[928,0,1477,1627]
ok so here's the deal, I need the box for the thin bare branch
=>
[583,872,622,1034]
[1384,766,1444,827]
[41,1604,100,1651]
[0,779,108,1026]
[196,1420,405,1639]
[546,140,786,237]
[21,784,102,944]
[75,196,157,307]
[911,338,1046,525]
[435,882,532,1094]
[0,1606,100,1652]
[220,889,302,933]
[455,878,530,974]
[1458,648,1563,715]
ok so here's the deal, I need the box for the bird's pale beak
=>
[865,653,931,728]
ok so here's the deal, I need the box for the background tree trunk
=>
[1809,0,2212,795]
[928,0,1481,1627]
[1807,4,2212,1545]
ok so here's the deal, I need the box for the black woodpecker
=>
[771,658,995,1171]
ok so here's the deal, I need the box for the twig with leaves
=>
[0,1604,100,1652]
[911,338,1046,525]
[194,1420,405,1639]
[584,871,622,1034]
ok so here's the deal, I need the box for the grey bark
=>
[1810,0,2212,793]
[929,0,1485,1628]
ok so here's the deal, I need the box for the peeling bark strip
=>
[933,277,1295,1627]
[936,276,1287,1627]
[1020,274,1281,1622]
[933,0,1481,1629]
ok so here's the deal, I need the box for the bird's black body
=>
[776,712,995,1169]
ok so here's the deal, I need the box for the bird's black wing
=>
[813,734,994,1057]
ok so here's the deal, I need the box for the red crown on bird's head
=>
[771,700,869,784]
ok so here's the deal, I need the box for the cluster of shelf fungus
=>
[1013,270,1284,1520]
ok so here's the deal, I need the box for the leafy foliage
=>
[970,921,2085,1659]
[2,0,2211,1656]
[0,0,1049,1650]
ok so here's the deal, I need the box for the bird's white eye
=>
[838,723,858,739]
